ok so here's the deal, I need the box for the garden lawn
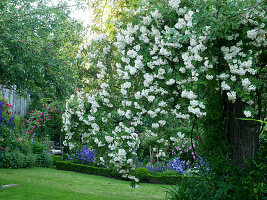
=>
[0,167,170,200]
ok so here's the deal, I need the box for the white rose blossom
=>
[63,4,263,181]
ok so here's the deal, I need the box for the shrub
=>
[32,141,47,154]
[26,102,63,142]
[35,151,52,167]
[0,148,4,168]
[2,150,25,168]
[13,115,22,137]
[16,136,33,155]
[146,174,185,185]
[56,161,185,184]
[68,145,95,165]
[56,161,114,177]
[0,96,34,159]
[167,157,186,173]
[166,157,267,200]
[158,170,181,176]
[24,153,36,168]
[259,129,267,157]
[1,150,38,169]
[134,167,150,182]
[166,176,209,200]
[52,155,62,165]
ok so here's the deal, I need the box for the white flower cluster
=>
[64,2,264,181]
[242,78,256,92]
[227,91,237,103]
[181,90,197,100]
[169,0,181,10]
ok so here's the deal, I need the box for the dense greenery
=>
[0,95,52,169]
[56,161,186,185]
[26,102,63,143]
[0,0,84,102]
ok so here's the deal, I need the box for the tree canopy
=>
[0,0,84,101]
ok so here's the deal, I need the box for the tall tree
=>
[0,0,84,102]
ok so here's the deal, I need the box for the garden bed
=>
[55,161,188,185]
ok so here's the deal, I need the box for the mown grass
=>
[0,167,170,200]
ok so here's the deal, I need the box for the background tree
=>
[0,0,84,104]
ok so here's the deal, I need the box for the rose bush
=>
[27,102,63,143]
[62,0,265,186]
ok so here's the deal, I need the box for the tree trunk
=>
[225,98,260,166]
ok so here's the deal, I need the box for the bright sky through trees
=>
[51,0,94,26]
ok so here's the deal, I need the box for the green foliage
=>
[56,161,185,184]
[13,115,22,134]
[56,161,115,177]
[240,157,267,200]
[158,170,182,176]
[1,150,26,169]
[52,155,62,165]
[172,127,192,137]
[134,167,150,182]
[0,0,84,102]
[167,156,267,200]
[134,167,186,185]
[32,141,47,154]
[1,145,52,168]
[16,136,33,155]
[259,128,267,157]
[146,174,185,185]
[35,151,53,168]
[166,176,211,200]
[24,153,37,168]
[0,96,33,155]
[26,102,63,143]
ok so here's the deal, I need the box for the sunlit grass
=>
[0,167,170,200]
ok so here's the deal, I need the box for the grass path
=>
[0,168,171,200]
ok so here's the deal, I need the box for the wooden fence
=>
[0,85,31,117]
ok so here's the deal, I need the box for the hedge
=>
[52,155,62,165]
[146,174,186,184]
[56,161,118,177]
[55,161,187,185]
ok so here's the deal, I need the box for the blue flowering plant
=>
[136,156,190,175]
[0,96,17,150]
[166,157,187,173]
[136,160,167,174]
[0,96,31,154]
[135,155,210,177]
[184,156,210,177]
[67,145,95,165]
